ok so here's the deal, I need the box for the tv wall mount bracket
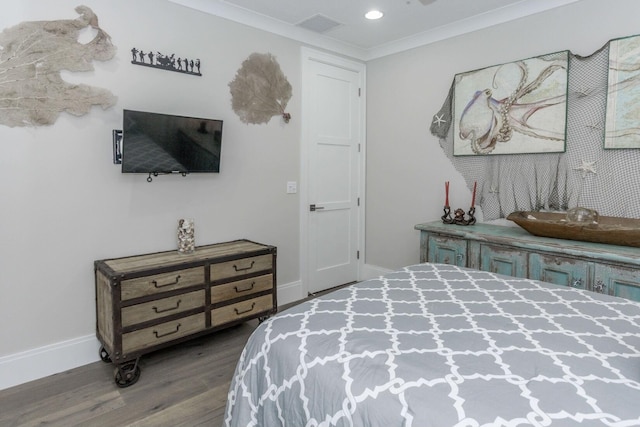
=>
[112,129,122,165]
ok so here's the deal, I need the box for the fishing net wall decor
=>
[431,40,640,221]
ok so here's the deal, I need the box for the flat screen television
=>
[121,109,223,175]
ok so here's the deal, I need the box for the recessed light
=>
[365,10,384,20]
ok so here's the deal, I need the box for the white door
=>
[302,49,365,294]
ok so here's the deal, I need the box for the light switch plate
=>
[286,181,297,194]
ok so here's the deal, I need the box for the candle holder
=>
[441,206,476,226]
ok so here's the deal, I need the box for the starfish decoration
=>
[574,159,597,178]
[433,114,446,127]
[586,120,603,131]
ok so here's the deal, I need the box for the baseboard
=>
[0,334,100,391]
[277,264,393,304]
[361,263,393,280]
[277,279,304,306]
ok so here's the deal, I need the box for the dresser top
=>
[415,221,640,263]
[96,239,274,275]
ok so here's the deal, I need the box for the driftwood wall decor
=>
[229,52,292,125]
[0,5,117,127]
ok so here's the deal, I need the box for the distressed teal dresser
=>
[415,221,640,302]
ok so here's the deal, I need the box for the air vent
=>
[296,14,342,33]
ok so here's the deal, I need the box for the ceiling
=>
[169,0,580,60]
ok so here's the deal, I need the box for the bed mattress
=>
[224,263,640,427]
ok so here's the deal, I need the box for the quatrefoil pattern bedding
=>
[224,263,640,427]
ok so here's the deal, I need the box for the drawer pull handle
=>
[233,261,255,272]
[234,302,256,315]
[594,279,607,294]
[153,323,181,338]
[234,282,255,293]
[152,275,181,288]
[152,299,182,314]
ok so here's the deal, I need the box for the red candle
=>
[445,181,450,207]
[471,181,477,207]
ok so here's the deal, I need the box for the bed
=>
[224,263,640,427]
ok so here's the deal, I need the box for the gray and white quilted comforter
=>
[224,263,640,427]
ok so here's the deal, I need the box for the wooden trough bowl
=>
[506,211,640,248]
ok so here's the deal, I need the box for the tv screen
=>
[121,109,223,174]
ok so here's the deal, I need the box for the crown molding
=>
[168,0,582,62]
[366,0,582,60]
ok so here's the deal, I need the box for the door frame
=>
[300,47,367,297]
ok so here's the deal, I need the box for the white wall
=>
[0,0,304,388]
[365,0,640,269]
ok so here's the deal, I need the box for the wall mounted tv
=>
[121,109,223,177]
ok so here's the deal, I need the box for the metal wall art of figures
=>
[131,47,201,76]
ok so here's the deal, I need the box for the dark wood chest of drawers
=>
[94,239,276,386]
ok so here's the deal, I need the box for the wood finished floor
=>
[0,320,258,427]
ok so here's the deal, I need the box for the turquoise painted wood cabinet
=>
[415,221,640,302]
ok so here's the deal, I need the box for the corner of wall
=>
[361,263,393,280]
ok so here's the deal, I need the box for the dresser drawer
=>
[121,290,205,327]
[479,243,528,278]
[210,254,272,281]
[594,264,640,299]
[427,235,467,266]
[122,313,205,354]
[211,274,273,304]
[529,253,590,289]
[121,267,204,300]
[212,294,273,326]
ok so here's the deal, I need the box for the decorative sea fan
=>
[0,6,116,127]
[229,52,292,125]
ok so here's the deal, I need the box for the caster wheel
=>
[114,362,141,388]
[258,315,271,324]
[99,346,111,363]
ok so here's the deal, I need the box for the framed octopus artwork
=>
[452,51,569,156]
